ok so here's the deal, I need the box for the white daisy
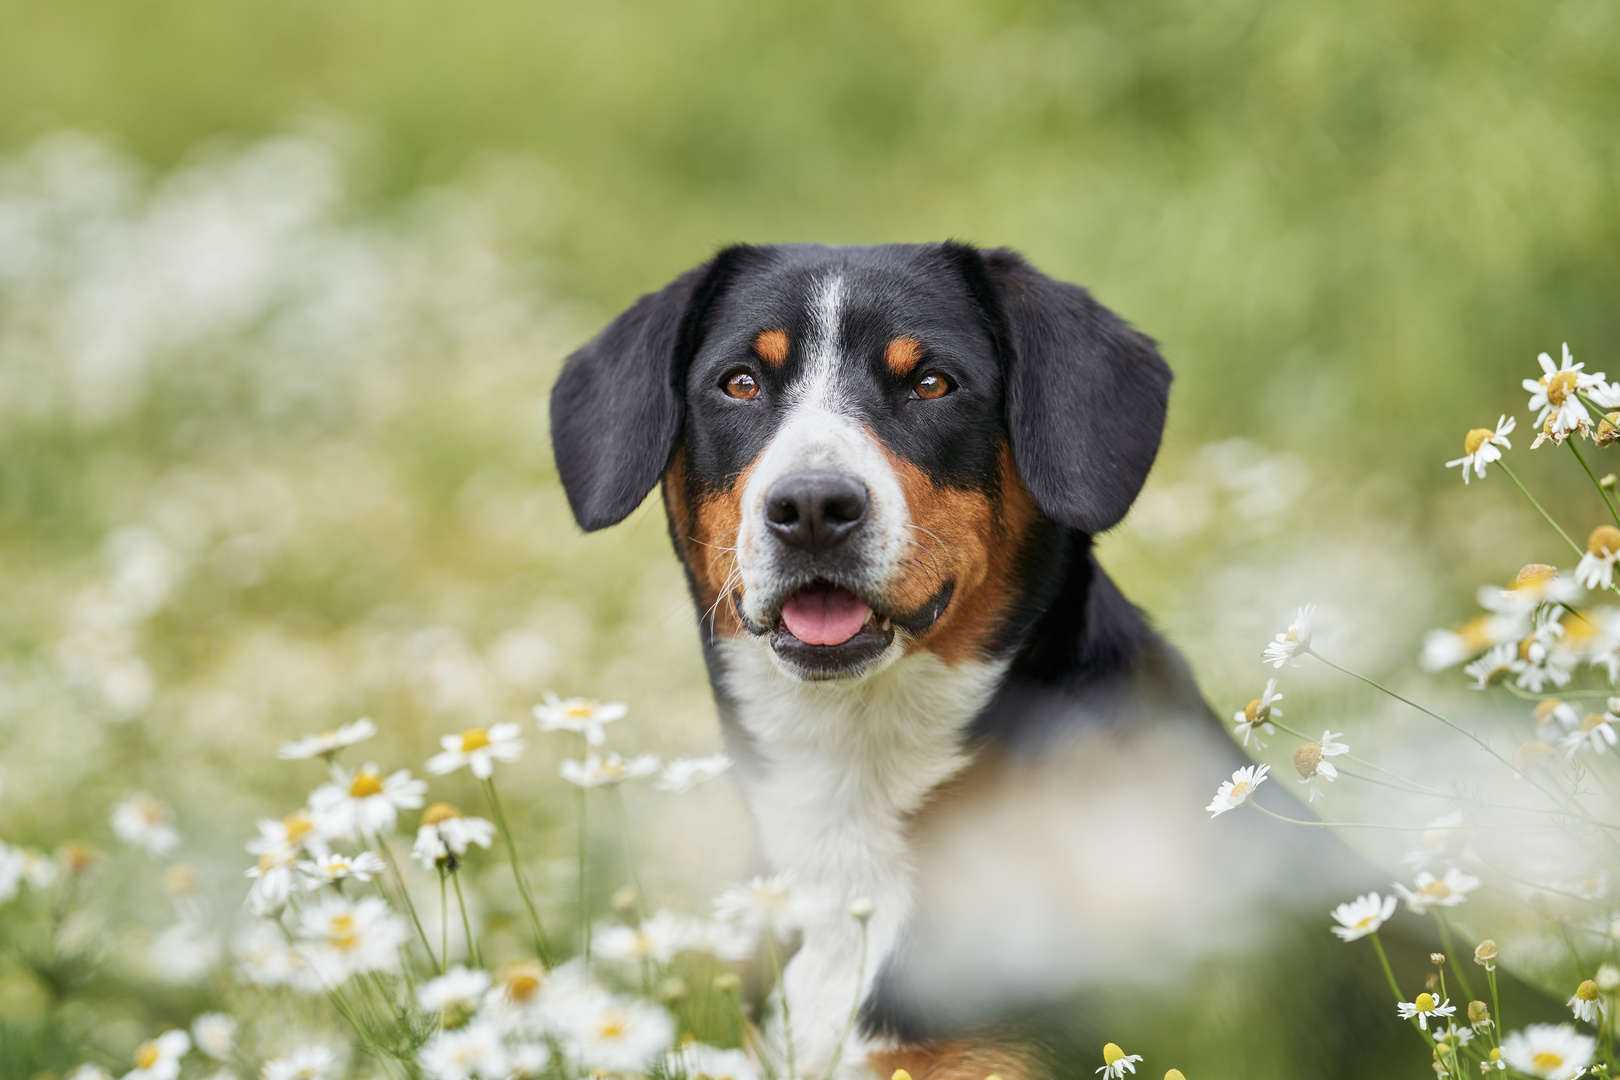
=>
[261,1046,338,1080]
[246,811,325,865]
[1478,563,1582,617]
[297,851,385,890]
[558,992,675,1074]
[713,873,812,943]
[123,1030,190,1080]
[507,1042,552,1078]
[67,1067,112,1080]
[1393,867,1481,914]
[1206,763,1270,817]
[419,1022,509,1080]
[145,922,221,984]
[1396,993,1456,1030]
[1514,612,1575,692]
[480,960,549,1035]
[666,1044,758,1080]
[277,717,377,761]
[1262,605,1315,668]
[233,922,321,992]
[1422,614,1516,672]
[245,856,298,918]
[559,752,660,789]
[426,722,526,780]
[1568,979,1605,1025]
[190,1014,236,1061]
[298,894,409,980]
[1463,643,1520,690]
[1231,680,1283,748]
[1094,1042,1143,1078]
[1560,708,1619,758]
[1330,891,1397,941]
[1533,698,1582,738]
[1293,731,1348,802]
[307,763,427,840]
[1578,526,1620,591]
[419,965,492,1018]
[1524,343,1602,441]
[533,692,627,746]
[1446,415,1515,483]
[1501,1023,1595,1079]
[681,918,758,962]
[411,803,497,870]
[655,753,733,793]
[112,794,181,857]
[594,909,699,965]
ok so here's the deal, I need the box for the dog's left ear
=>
[954,244,1172,534]
[550,250,744,531]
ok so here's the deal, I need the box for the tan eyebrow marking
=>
[885,336,924,377]
[754,329,789,367]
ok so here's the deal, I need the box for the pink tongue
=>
[781,587,872,646]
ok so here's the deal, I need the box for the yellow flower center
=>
[329,913,359,950]
[422,801,462,826]
[349,772,384,798]
[1533,1051,1564,1069]
[1414,992,1436,1011]
[1488,1049,1501,1062]
[1464,428,1494,455]
[1548,369,1580,404]
[1533,699,1565,724]
[1229,780,1249,798]
[565,703,597,718]
[602,759,626,777]
[1244,699,1265,724]
[285,812,314,842]
[1514,563,1558,590]
[1294,742,1323,778]
[1102,1044,1125,1065]
[1419,881,1453,901]
[135,1042,161,1069]
[598,1014,626,1040]
[1456,615,1494,652]
[1590,526,1620,558]
[1584,713,1608,733]
[1283,628,1300,643]
[1577,979,1600,1001]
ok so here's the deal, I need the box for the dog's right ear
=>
[550,251,742,531]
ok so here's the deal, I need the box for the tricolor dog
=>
[551,243,1341,1079]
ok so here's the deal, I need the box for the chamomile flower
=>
[1206,763,1270,817]
[298,894,409,980]
[418,965,492,1021]
[277,717,377,760]
[1393,867,1481,914]
[595,910,698,965]
[426,722,525,780]
[124,1030,190,1080]
[1262,605,1314,668]
[411,803,497,870]
[307,763,427,840]
[1293,731,1348,802]
[1231,680,1283,749]
[1533,698,1582,738]
[261,1046,338,1080]
[190,1014,236,1060]
[112,794,181,857]
[1568,979,1605,1025]
[1094,1043,1143,1078]
[1560,706,1619,758]
[1513,612,1575,692]
[233,922,320,992]
[1396,993,1456,1030]
[559,752,660,789]
[1500,1023,1595,1080]
[67,1067,112,1080]
[655,753,733,793]
[533,692,627,746]
[559,993,676,1074]
[713,872,810,942]
[1446,416,1515,483]
[1423,614,1515,672]
[418,1022,508,1080]
[1464,644,1520,689]
[665,1044,758,1080]
[1478,563,1582,616]
[246,856,298,917]
[1524,343,1602,440]
[1578,526,1620,591]
[297,851,385,889]
[246,811,324,864]
[1330,891,1397,942]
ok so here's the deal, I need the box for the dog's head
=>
[551,243,1170,681]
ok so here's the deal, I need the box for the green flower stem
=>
[1497,460,1582,557]
[820,916,871,1080]
[438,866,450,974]
[481,775,553,963]
[611,786,649,918]
[1268,718,1449,796]
[1569,438,1620,531]
[1247,800,1440,830]
[578,779,591,964]
[370,833,437,970]
[1435,915,1478,1002]
[451,868,483,968]
[767,932,797,1080]
[724,981,778,1080]
[1487,968,1502,1051]
[1370,931,1434,1049]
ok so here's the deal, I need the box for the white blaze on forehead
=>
[734,274,911,625]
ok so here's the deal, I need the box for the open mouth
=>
[738,579,956,678]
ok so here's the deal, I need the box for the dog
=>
[550,243,1387,1079]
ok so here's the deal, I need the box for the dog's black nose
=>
[763,473,869,553]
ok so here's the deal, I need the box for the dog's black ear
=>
[550,252,740,531]
[956,244,1172,534]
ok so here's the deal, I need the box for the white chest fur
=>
[716,638,1009,1078]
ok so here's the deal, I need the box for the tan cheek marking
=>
[877,439,1037,666]
[664,447,761,638]
[885,336,924,377]
[754,329,789,367]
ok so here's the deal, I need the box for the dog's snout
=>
[763,473,869,554]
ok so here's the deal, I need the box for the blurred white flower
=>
[1396,993,1455,1030]
[655,753,733,793]
[307,763,427,840]
[426,722,525,779]
[1293,731,1348,803]
[1500,1023,1594,1080]
[667,1044,758,1080]
[1392,867,1480,914]
[1330,891,1397,942]
[418,1021,508,1080]
[261,1046,338,1080]
[1477,563,1581,617]
[1262,605,1314,668]
[67,1067,112,1080]
[594,910,698,965]
[1533,698,1582,738]
[534,693,626,746]
[1231,680,1282,749]
[298,894,409,980]
[1445,415,1514,483]
[245,858,297,918]
[1206,763,1269,817]
[278,717,377,760]
[1560,708,1619,758]
[411,804,496,870]
[123,1030,190,1080]
[0,842,54,903]
[1567,979,1605,1024]
[560,752,659,789]
[246,811,324,865]
[558,992,675,1074]
[1462,643,1519,690]
[297,851,385,890]
[191,1014,236,1060]
[1577,526,1620,592]
[112,794,181,857]
[146,922,220,984]
[507,1043,551,1078]
[234,922,319,991]
[1524,344,1601,440]
[419,965,492,1018]
[1513,612,1574,692]
[713,873,810,943]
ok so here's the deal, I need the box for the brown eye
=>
[912,372,954,400]
[724,371,760,399]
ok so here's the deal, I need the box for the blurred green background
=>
[2,0,1619,1076]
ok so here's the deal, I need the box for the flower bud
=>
[1474,939,1497,969]
[1597,963,1620,992]
[658,977,687,1003]
[1468,1000,1490,1026]
[850,898,875,921]
[1430,952,1446,967]
[714,973,741,993]
[611,886,638,913]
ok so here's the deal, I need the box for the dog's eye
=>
[723,371,760,400]
[912,372,954,400]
